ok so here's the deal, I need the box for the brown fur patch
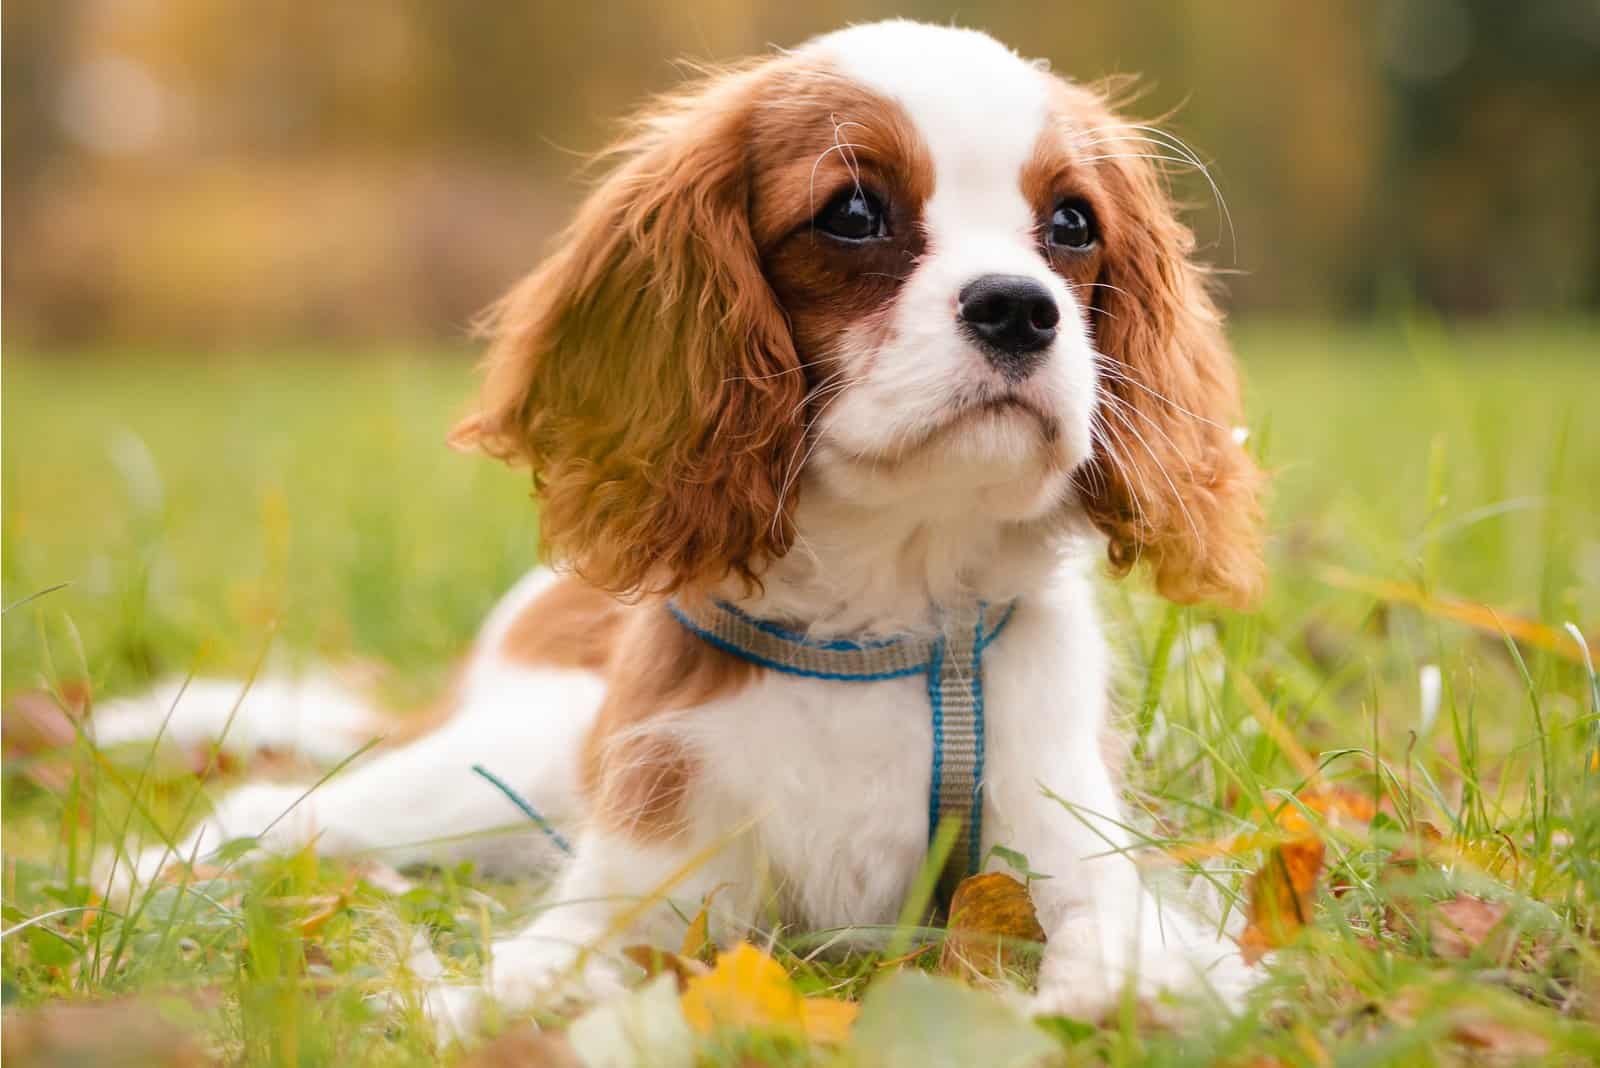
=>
[1034,79,1266,608]
[500,576,627,673]
[452,58,942,601]
[752,69,933,378]
[579,600,756,841]
[497,577,757,842]
[454,59,811,600]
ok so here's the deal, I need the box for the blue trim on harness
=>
[666,597,1017,885]
[976,601,1015,652]
[968,609,987,874]
[712,599,907,652]
[926,635,947,845]
[667,603,931,681]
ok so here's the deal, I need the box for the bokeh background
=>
[3,1,1598,693]
[6,0,1600,348]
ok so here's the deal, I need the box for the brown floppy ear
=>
[1073,110,1266,609]
[452,63,805,597]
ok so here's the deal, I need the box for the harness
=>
[667,597,1015,894]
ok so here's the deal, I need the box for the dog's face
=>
[756,25,1097,526]
[454,21,1263,607]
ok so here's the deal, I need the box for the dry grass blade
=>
[1316,566,1597,664]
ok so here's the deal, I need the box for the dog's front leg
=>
[426,826,752,1039]
[984,716,1253,1022]
[980,597,1254,1022]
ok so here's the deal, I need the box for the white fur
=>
[808,20,1096,526]
[102,20,1254,1039]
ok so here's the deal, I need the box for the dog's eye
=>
[816,187,889,242]
[1048,200,1097,250]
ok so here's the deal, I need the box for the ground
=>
[3,322,1598,1066]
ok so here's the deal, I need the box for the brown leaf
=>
[1451,1015,1549,1057]
[1388,988,1550,1058]
[1271,785,1376,836]
[1239,838,1326,964]
[2,685,91,792]
[2,995,216,1067]
[1429,894,1511,961]
[939,872,1046,981]
[454,1024,583,1068]
[621,944,709,992]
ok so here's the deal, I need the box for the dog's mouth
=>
[838,391,1061,468]
[951,392,1058,439]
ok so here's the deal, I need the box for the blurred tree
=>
[1374,0,1600,313]
[1,0,1595,347]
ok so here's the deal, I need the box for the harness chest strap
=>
[667,597,1015,895]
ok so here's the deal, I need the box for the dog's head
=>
[453,20,1264,608]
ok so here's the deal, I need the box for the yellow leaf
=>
[799,998,858,1044]
[1270,785,1377,836]
[294,893,347,937]
[680,943,803,1034]
[679,882,728,962]
[1239,838,1325,963]
[678,943,856,1044]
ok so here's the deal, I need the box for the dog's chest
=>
[693,670,935,925]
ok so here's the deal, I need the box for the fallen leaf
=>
[1451,1014,1549,1057]
[679,942,855,1043]
[1387,988,1550,1058]
[1,994,215,1067]
[680,943,800,1034]
[1270,785,1376,836]
[679,883,728,963]
[621,945,708,992]
[294,893,348,937]
[848,970,1054,1068]
[1239,838,1326,963]
[1429,895,1511,961]
[2,685,91,792]
[1235,783,1378,961]
[1169,784,1377,867]
[454,1025,583,1068]
[939,872,1046,981]
[798,998,859,1044]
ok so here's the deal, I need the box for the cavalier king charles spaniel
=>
[102,19,1265,1033]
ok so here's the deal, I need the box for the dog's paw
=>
[416,933,628,1046]
[1032,911,1258,1024]
[487,934,627,1011]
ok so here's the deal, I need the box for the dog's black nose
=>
[957,274,1059,377]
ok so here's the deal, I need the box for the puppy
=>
[104,19,1264,1031]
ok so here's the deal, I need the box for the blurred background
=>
[3,0,1598,695]
[6,0,1600,350]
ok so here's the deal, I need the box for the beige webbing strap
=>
[667,597,1015,892]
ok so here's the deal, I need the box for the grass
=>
[3,321,1599,1065]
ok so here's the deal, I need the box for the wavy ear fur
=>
[453,63,805,598]
[1074,101,1265,608]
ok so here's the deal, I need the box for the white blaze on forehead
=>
[809,20,1051,243]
